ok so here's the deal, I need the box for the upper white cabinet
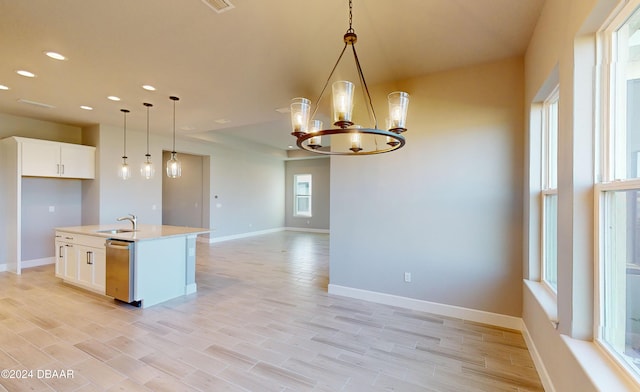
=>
[19,137,95,179]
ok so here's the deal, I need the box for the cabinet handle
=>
[86,251,93,265]
[59,246,64,257]
[65,236,73,240]
[61,164,65,175]
[57,164,60,174]
[55,235,62,238]
[65,244,73,248]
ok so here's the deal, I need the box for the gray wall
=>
[0,113,82,143]
[162,151,205,227]
[82,122,285,239]
[21,178,82,260]
[209,146,285,236]
[285,158,330,230]
[330,57,525,317]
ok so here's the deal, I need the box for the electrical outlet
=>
[404,272,411,283]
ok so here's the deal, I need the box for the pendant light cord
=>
[144,103,152,157]
[172,100,176,152]
[170,96,179,153]
[121,109,129,159]
[146,105,150,155]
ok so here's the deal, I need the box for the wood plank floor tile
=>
[0,231,544,391]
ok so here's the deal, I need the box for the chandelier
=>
[290,0,410,155]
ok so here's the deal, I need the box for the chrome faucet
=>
[116,214,137,231]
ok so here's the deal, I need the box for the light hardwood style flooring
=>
[0,231,544,391]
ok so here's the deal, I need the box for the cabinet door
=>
[60,145,95,179]
[55,240,65,278]
[63,244,78,281]
[77,246,93,286]
[21,141,60,177]
[77,246,106,293]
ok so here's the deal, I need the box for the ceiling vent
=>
[17,98,54,109]
[201,0,234,13]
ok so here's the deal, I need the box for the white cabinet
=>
[77,245,106,292]
[20,138,95,179]
[55,231,106,294]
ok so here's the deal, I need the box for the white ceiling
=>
[0,0,544,151]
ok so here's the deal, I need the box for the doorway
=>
[162,151,210,229]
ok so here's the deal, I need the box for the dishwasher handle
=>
[105,240,133,250]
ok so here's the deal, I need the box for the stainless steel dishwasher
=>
[105,239,140,307]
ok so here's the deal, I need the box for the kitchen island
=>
[55,224,209,308]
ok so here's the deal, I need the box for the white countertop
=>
[56,224,210,242]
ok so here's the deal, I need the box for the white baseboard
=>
[21,257,55,269]
[207,227,285,243]
[0,264,6,273]
[521,322,555,392]
[328,284,523,331]
[206,227,330,243]
[185,283,197,295]
[284,227,330,234]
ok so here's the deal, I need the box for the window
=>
[598,1,640,379]
[294,174,312,217]
[542,87,559,292]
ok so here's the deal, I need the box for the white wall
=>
[330,57,525,317]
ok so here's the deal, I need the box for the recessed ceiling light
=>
[275,107,290,114]
[80,105,93,110]
[107,96,121,101]
[16,70,36,78]
[215,119,231,124]
[142,85,156,91]
[288,145,294,149]
[0,85,9,90]
[44,51,66,60]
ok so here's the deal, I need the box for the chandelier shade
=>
[289,0,409,155]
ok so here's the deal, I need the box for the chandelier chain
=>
[348,0,354,33]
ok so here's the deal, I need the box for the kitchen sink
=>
[96,229,136,234]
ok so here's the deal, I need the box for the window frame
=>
[293,173,312,218]
[541,87,559,293]
[595,0,640,382]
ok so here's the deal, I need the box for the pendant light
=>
[118,109,131,180]
[166,96,181,178]
[289,0,410,155]
[140,102,155,179]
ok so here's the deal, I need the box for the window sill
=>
[562,336,639,391]
[524,279,558,328]
[524,280,639,391]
